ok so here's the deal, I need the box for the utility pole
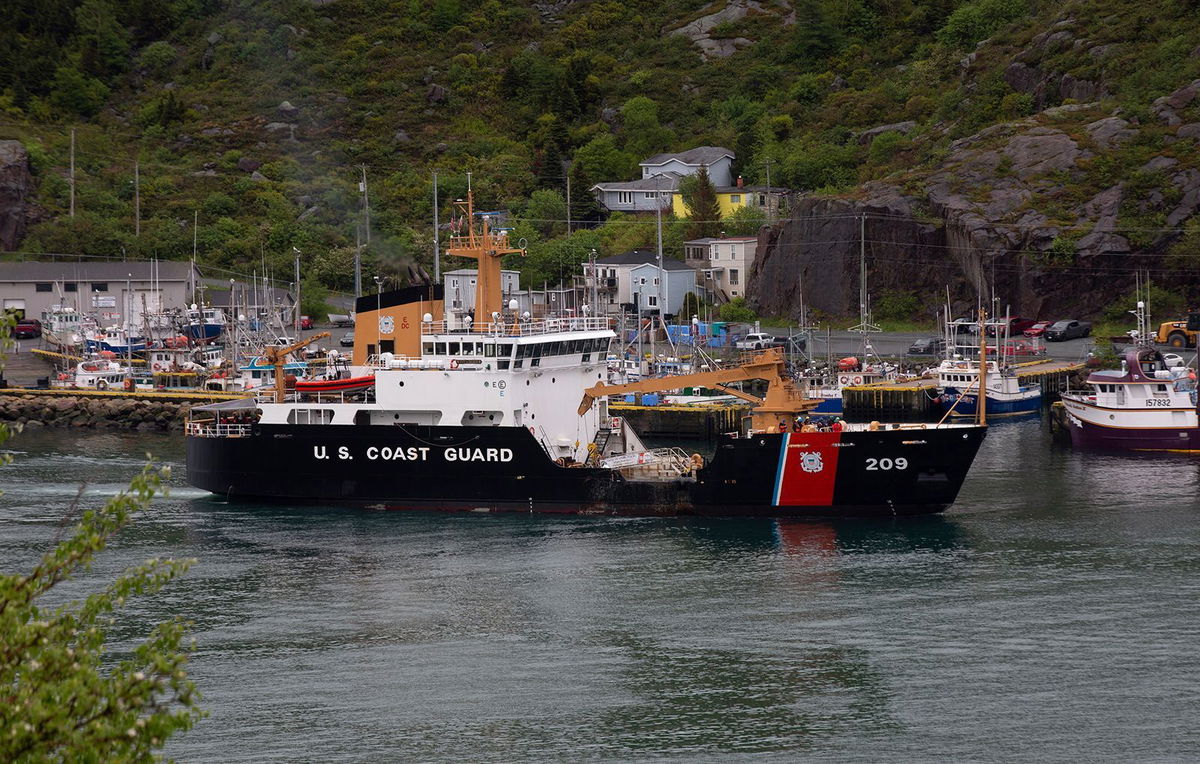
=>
[565,167,572,235]
[133,159,140,237]
[654,175,664,362]
[432,170,440,282]
[359,165,370,243]
[763,157,773,225]
[590,248,598,315]
[354,226,362,298]
[293,247,301,332]
[69,128,75,218]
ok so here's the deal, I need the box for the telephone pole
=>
[432,170,440,282]
[69,128,75,218]
[293,248,301,332]
[133,159,140,237]
[763,157,774,225]
[359,165,370,243]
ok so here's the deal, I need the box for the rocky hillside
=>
[3,0,1200,320]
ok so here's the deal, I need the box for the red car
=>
[986,316,1039,336]
[1000,339,1046,357]
[1024,320,1053,338]
[12,319,41,339]
[300,315,314,330]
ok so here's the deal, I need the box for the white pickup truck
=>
[735,332,776,350]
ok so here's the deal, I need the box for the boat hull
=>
[941,388,1041,417]
[186,423,986,518]
[185,323,224,341]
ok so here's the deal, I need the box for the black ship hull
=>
[186,424,986,518]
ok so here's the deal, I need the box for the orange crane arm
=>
[579,366,764,415]
[266,332,330,403]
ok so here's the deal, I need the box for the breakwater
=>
[0,393,193,430]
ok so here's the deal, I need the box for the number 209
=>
[866,457,907,471]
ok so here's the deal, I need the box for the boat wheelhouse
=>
[184,307,227,342]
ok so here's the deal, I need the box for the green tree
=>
[680,164,721,238]
[620,96,675,159]
[522,189,567,239]
[568,161,603,226]
[724,205,766,236]
[573,134,637,181]
[48,65,109,117]
[0,318,202,759]
[719,297,757,322]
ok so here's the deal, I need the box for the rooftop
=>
[641,146,734,167]
[591,174,682,192]
[0,260,199,282]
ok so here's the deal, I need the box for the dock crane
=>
[578,348,820,433]
[264,332,330,403]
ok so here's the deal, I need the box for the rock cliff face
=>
[0,140,33,251]
[750,85,1200,319]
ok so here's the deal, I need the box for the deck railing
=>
[422,316,612,337]
[185,421,253,438]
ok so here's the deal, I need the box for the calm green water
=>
[2,420,1199,760]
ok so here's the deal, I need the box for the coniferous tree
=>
[568,161,603,227]
[682,164,721,239]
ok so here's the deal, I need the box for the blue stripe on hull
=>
[942,392,1041,417]
[811,397,843,414]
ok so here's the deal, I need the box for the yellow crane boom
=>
[579,348,820,432]
[265,332,330,403]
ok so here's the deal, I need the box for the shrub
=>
[936,0,1029,48]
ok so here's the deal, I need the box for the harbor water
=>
[2,419,1199,760]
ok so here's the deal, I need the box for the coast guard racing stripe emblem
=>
[773,432,841,507]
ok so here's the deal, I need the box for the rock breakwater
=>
[0,394,192,431]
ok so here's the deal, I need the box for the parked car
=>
[773,335,807,352]
[1162,352,1186,368]
[339,331,355,347]
[950,317,978,334]
[271,336,297,347]
[1044,319,1092,341]
[736,332,776,350]
[299,315,314,330]
[12,319,42,339]
[986,316,1039,336]
[908,337,946,354]
[1023,320,1053,338]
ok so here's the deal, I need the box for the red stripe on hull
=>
[776,432,842,506]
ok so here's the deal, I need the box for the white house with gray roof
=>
[590,146,735,213]
[639,146,734,186]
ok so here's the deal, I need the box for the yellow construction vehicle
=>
[1155,311,1200,348]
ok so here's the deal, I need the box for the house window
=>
[730,194,741,204]
[618,191,633,205]
[648,295,658,307]
[639,277,646,285]
[644,192,656,199]
[729,269,739,285]
[91,282,107,292]
[758,194,767,206]
[35,283,51,292]
[653,277,660,286]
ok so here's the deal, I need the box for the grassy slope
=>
[4,0,1200,312]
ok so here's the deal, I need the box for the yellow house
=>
[670,184,787,220]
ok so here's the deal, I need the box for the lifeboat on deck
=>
[294,375,376,393]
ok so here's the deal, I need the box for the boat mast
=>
[444,176,524,327]
[977,306,987,427]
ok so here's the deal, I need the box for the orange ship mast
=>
[444,174,525,326]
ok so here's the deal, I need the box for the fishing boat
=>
[1060,346,1198,451]
[183,306,227,342]
[83,326,147,354]
[39,305,85,351]
[185,190,988,517]
[51,358,131,391]
[936,357,1041,417]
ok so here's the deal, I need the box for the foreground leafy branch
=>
[0,381,203,761]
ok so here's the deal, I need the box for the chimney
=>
[736,175,744,188]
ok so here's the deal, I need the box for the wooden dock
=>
[842,359,1086,422]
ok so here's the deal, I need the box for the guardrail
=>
[185,421,253,438]
[422,316,612,337]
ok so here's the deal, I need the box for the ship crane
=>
[264,332,330,403]
[578,348,820,433]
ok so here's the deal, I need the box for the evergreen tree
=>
[682,165,721,239]
[568,161,603,227]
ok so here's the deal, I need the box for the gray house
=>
[443,268,521,312]
[640,146,734,187]
[591,145,736,214]
[0,260,201,323]
[628,260,700,316]
[590,176,677,214]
